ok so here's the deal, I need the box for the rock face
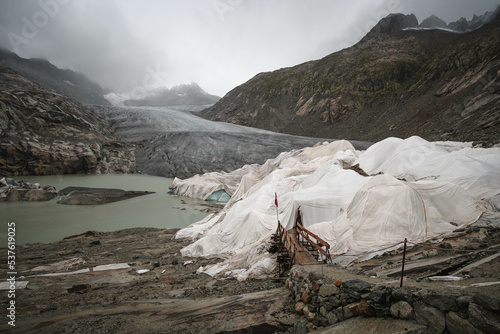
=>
[0,64,136,176]
[203,11,500,146]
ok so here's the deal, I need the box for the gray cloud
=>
[0,0,499,97]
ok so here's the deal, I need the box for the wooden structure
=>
[271,210,331,276]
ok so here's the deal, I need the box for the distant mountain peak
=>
[419,15,447,29]
[108,82,220,107]
[364,13,418,39]
[421,6,500,32]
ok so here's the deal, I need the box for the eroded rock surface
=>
[0,64,136,176]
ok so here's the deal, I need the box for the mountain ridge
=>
[0,48,111,106]
[0,64,135,176]
[202,11,500,146]
[419,7,500,32]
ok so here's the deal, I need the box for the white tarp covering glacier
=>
[175,136,500,280]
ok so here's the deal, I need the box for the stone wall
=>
[285,266,500,333]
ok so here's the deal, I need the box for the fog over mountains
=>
[1,1,499,98]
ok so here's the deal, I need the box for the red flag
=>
[275,192,278,207]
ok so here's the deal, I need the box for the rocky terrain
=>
[0,228,294,333]
[0,63,371,179]
[121,83,220,107]
[0,217,498,333]
[0,64,136,176]
[203,10,500,146]
[0,48,110,106]
[0,177,57,202]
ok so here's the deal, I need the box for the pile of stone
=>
[286,267,500,334]
[0,177,57,202]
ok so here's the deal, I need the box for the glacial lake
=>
[0,174,211,245]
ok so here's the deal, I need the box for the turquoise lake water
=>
[0,174,209,245]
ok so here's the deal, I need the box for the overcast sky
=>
[0,0,499,97]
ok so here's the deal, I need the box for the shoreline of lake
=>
[0,174,212,245]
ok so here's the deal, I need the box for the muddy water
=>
[0,174,209,245]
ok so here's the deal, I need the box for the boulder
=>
[468,302,500,334]
[342,279,373,293]
[323,296,341,311]
[312,313,328,327]
[456,295,471,310]
[390,301,413,320]
[293,319,309,334]
[414,302,445,333]
[473,294,500,312]
[303,305,315,322]
[417,290,459,312]
[336,305,355,321]
[295,301,306,314]
[319,284,340,297]
[363,286,391,304]
[326,311,339,325]
[301,290,312,304]
[446,311,482,334]
[5,188,23,201]
[24,189,56,201]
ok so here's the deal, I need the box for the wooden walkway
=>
[289,228,318,264]
[272,210,331,276]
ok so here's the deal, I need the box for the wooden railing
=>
[276,220,300,266]
[296,222,331,263]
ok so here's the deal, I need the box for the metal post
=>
[400,238,407,287]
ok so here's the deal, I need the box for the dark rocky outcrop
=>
[0,48,110,106]
[0,177,57,202]
[57,186,153,205]
[202,11,500,146]
[0,64,136,176]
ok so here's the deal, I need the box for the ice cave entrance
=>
[206,189,230,203]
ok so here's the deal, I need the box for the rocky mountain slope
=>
[0,64,135,176]
[0,48,110,106]
[202,11,500,146]
[122,83,220,107]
